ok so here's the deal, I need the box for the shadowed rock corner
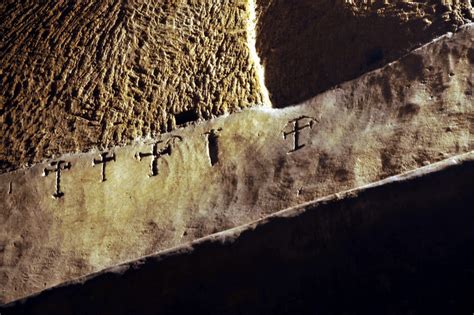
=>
[2,153,474,314]
[255,0,473,107]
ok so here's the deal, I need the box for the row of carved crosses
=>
[37,116,316,198]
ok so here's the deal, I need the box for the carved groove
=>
[204,129,222,167]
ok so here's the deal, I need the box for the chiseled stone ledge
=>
[0,24,473,303]
[2,151,474,313]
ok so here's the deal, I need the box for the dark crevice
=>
[174,109,199,126]
[204,129,221,166]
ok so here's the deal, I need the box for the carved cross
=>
[93,152,116,182]
[136,136,182,177]
[283,116,317,153]
[43,160,72,198]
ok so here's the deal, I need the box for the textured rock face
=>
[1,0,472,173]
[256,0,473,107]
[0,25,472,303]
[0,0,267,173]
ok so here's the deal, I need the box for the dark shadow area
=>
[2,159,474,314]
[256,0,468,107]
[174,109,199,126]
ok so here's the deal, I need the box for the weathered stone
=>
[0,0,269,173]
[1,0,472,173]
[2,152,474,314]
[0,24,472,303]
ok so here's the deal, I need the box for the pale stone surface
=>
[3,151,474,314]
[0,25,473,303]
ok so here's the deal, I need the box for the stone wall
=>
[0,0,267,173]
[256,0,473,106]
[1,0,473,306]
[2,153,474,314]
[1,25,472,303]
[1,0,472,172]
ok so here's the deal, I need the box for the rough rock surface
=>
[1,0,472,173]
[0,0,267,173]
[2,153,474,314]
[0,25,472,304]
[256,0,473,107]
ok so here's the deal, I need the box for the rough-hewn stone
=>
[0,25,472,303]
[1,0,472,173]
[0,0,267,173]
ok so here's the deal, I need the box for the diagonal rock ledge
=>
[0,24,473,303]
[2,151,474,313]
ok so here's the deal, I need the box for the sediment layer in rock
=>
[0,25,472,304]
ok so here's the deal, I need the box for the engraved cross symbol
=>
[283,116,317,153]
[136,136,182,177]
[93,152,116,182]
[43,160,72,198]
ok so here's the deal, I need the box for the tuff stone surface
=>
[0,25,473,304]
[2,152,474,314]
[1,0,472,173]
[0,0,267,174]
